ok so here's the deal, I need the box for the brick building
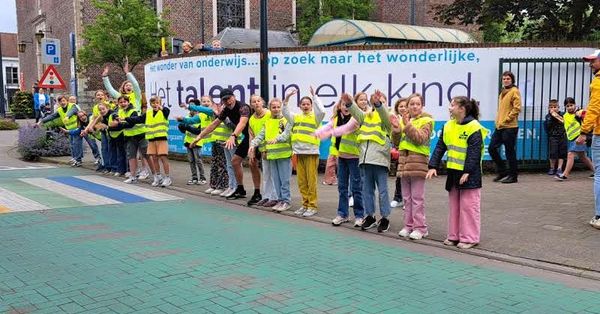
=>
[1,33,19,113]
[16,0,296,104]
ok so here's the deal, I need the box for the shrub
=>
[9,91,34,119]
[0,119,19,130]
[17,125,71,161]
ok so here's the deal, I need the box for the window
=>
[5,67,18,85]
[217,0,245,33]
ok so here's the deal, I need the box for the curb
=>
[37,157,600,281]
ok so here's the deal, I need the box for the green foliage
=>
[434,0,600,42]
[78,0,170,71]
[9,91,34,119]
[0,119,19,130]
[297,0,375,45]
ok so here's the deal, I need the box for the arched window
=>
[217,0,245,33]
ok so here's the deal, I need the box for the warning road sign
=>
[38,65,66,89]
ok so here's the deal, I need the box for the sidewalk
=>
[40,152,600,275]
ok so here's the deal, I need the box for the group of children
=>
[39,62,173,187]
[544,97,594,180]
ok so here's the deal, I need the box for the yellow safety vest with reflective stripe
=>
[265,117,292,160]
[442,119,488,171]
[199,113,213,146]
[328,117,339,157]
[249,111,271,152]
[108,110,123,138]
[184,122,201,147]
[124,92,139,112]
[211,121,231,142]
[57,103,78,130]
[339,130,360,156]
[291,112,319,146]
[357,111,388,145]
[563,112,581,141]
[122,108,146,137]
[92,101,115,118]
[398,115,434,156]
[144,110,168,140]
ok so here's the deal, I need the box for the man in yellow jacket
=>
[576,49,600,229]
[489,71,521,184]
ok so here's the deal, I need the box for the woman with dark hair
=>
[489,70,521,184]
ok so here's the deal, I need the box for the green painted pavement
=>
[0,198,599,313]
[0,180,86,209]
[0,167,83,179]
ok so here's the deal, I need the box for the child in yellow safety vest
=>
[90,90,114,172]
[38,95,81,166]
[282,87,325,217]
[248,95,273,206]
[427,96,488,249]
[177,98,210,185]
[556,97,595,180]
[396,93,434,240]
[123,96,170,187]
[249,98,293,211]
[315,95,366,228]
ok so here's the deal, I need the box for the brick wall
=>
[249,0,294,31]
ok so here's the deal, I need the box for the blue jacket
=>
[33,93,49,110]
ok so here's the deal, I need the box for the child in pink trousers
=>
[426,96,488,249]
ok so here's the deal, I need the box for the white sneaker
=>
[332,216,349,226]
[125,172,131,178]
[272,202,283,211]
[302,209,318,217]
[409,230,428,240]
[590,217,600,229]
[123,177,138,184]
[199,179,207,185]
[113,172,122,177]
[277,202,291,212]
[211,189,224,195]
[220,188,234,197]
[138,170,150,180]
[390,200,404,208]
[398,228,411,238]
[294,207,306,215]
[349,196,354,207]
[94,158,101,165]
[161,176,172,187]
[354,217,364,227]
[204,188,215,194]
[69,158,76,163]
[187,179,198,185]
[151,175,162,187]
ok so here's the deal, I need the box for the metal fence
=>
[498,58,593,165]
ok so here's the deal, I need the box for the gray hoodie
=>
[347,101,392,168]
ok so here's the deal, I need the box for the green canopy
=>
[308,19,476,46]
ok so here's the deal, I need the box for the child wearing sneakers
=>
[391,98,408,208]
[348,90,393,232]
[249,98,292,212]
[427,96,487,249]
[556,97,595,180]
[544,99,567,177]
[282,87,325,217]
[397,93,435,240]
[123,96,170,186]
[178,107,207,185]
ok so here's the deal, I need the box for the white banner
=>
[144,47,596,156]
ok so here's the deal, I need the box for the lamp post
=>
[260,0,268,101]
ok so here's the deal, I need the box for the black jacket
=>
[428,115,483,191]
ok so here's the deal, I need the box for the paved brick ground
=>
[1,168,600,313]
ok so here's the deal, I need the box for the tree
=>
[434,0,600,42]
[9,91,33,119]
[296,0,375,45]
[78,0,170,72]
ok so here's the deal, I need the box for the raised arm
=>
[282,88,298,125]
[310,86,326,124]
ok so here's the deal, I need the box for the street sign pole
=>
[260,0,269,102]
[70,33,77,98]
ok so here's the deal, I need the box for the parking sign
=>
[41,38,61,65]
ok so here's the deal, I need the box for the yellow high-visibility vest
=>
[199,113,213,146]
[249,110,271,152]
[442,119,488,171]
[291,112,319,146]
[144,110,168,140]
[265,117,292,160]
[563,112,581,141]
[57,103,78,130]
[184,122,201,147]
[357,111,388,145]
[122,108,146,137]
[398,116,434,156]
[108,111,123,138]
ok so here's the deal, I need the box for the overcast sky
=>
[0,0,17,33]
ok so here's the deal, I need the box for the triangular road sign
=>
[38,65,66,89]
